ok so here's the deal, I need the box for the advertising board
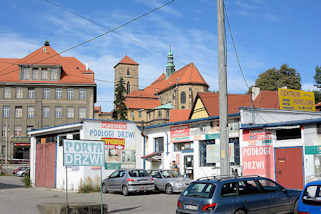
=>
[170,125,190,142]
[278,88,315,112]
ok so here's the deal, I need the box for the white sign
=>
[63,140,104,166]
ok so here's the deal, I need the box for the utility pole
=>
[217,0,230,176]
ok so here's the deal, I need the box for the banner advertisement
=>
[63,140,104,166]
[278,88,315,112]
[170,125,190,142]
[242,129,272,146]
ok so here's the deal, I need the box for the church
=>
[96,50,209,125]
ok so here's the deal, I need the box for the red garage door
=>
[275,147,304,190]
[35,143,56,188]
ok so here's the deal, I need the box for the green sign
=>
[305,146,321,155]
[63,140,105,166]
[105,162,121,170]
[205,133,220,140]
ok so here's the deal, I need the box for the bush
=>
[23,174,31,187]
[78,176,100,193]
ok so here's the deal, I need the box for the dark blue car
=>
[297,180,321,214]
[176,175,300,214]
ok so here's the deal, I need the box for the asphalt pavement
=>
[0,176,178,214]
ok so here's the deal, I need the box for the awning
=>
[141,152,162,162]
[15,143,30,147]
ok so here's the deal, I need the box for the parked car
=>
[102,169,155,196]
[13,167,26,175]
[148,169,191,194]
[176,175,300,214]
[16,167,29,177]
[297,180,321,214]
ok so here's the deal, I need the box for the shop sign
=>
[278,88,315,112]
[102,138,125,150]
[205,133,220,140]
[243,129,272,146]
[63,140,104,166]
[170,125,190,142]
[104,162,121,170]
[242,145,274,179]
[305,146,321,155]
[15,143,30,147]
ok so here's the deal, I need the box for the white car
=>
[16,168,29,177]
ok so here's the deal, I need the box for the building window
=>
[43,107,50,118]
[154,137,164,153]
[15,106,23,118]
[174,142,193,152]
[32,69,40,80]
[127,82,130,94]
[158,110,162,118]
[67,88,74,100]
[180,91,186,104]
[79,88,87,100]
[127,68,130,76]
[28,88,35,99]
[166,110,170,119]
[27,125,34,132]
[50,70,58,80]
[14,126,23,136]
[3,106,10,118]
[16,87,23,99]
[22,67,31,80]
[229,138,240,165]
[27,106,35,118]
[228,119,240,131]
[55,107,63,119]
[276,128,301,140]
[79,108,87,119]
[130,111,134,120]
[67,107,74,119]
[199,140,217,167]
[42,69,49,80]
[56,88,62,99]
[43,88,50,99]
[4,87,11,99]
[2,126,7,137]
[138,111,142,118]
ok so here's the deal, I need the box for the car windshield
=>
[128,170,148,177]
[183,182,215,198]
[302,185,321,206]
[161,170,181,178]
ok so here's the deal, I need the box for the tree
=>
[314,65,321,88]
[113,78,128,120]
[254,64,301,90]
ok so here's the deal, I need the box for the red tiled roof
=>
[169,109,191,122]
[125,97,161,109]
[127,90,158,99]
[94,106,102,113]
[114,56,139,68]
[194,90,280,117]
[0,45,95,85]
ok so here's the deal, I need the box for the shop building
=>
[240,108,321,189]
[28,119,143,191]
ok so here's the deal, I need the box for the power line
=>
[0,0,175,80]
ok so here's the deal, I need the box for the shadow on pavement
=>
[108,205,142,213]
[0,182,24,189]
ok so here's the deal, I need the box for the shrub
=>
[23,174,31,187]
[78,176,100,193]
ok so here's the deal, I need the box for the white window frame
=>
[67,107,74,119]
[79,108,87,119]
[43,107,50,118]
[67,88,74,100]
[16,87,23,99]
[28,88,35,99]
[3,106,10,118]
[27,106,35,119]
[4,87,11,99]
[14,126,23,136]
[15,106,23,118]
[56,88,62,99]
[79,88,87,100]
[55,107,63,119]
[43,88,50,99]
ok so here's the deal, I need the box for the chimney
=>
[251,86,260,101]
[85,63,89,71]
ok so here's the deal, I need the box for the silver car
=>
[102,169,155,196]
[149,170,191,194]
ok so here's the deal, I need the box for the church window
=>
[180,91,186,104]
[127,68,130,76]
[127,81,130,94]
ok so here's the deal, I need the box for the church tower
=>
[114,56,139,96]
[165,48,175,78]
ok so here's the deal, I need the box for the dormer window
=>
[20,65,61,81]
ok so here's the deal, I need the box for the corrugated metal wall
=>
[35,143,56,188]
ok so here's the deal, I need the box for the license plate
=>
[185,205,198,210]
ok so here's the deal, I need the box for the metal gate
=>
[275,147,304,189]
[35,143,56,188]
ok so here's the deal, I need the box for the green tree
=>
[255,64,301,90]
[314,65,321,88]
[113,78,128,120]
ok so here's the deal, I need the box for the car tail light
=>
[151,177,154,181]
[298,212,310,214]
[177,200,183,208]
[202,203,217,211]
[127,178,135,182]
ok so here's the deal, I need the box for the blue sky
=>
[0,0,319,111]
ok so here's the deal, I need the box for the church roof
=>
[0,43,95,85]
[114,56,139,68]
[125,96,161,109]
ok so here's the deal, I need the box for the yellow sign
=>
[278,88,315,112]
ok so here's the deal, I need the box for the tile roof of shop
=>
[0,44,95,85]
[169,109,191,122]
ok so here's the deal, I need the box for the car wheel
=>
[165,184,173,194]
[102,183,108,193]
[122,185,129,196]
[234,209,246,214]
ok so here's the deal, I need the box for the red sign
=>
[243,129,272,142]
[102,138,125,150]
[15,143,30,147]
[242,145,274,179]
[101,121,127,130]
[170,125,190,142]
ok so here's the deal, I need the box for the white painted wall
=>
[30,137,36,186]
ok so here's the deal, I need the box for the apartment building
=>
[0,41,96,161]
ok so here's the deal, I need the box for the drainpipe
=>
[165,131,169,155]
[140,121,146,170]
